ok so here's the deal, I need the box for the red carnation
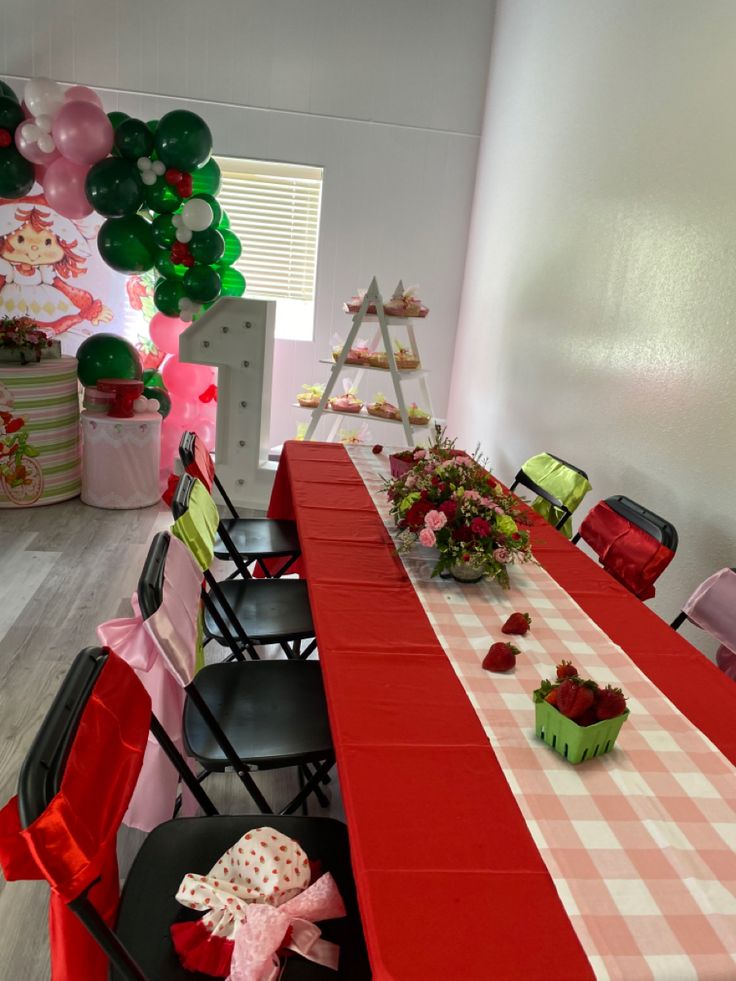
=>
[470,517,490,537]
[452,524,473,543]
[405,499,433,530]
[439,499,457,520]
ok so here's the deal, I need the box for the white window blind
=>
[215,157,323,327]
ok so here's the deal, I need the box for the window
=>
[215,156,323,341]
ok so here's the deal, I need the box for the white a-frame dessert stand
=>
[303,278,434,447]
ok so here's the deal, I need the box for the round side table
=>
[81,411,162,509]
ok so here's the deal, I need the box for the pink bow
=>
[228,872,346,981]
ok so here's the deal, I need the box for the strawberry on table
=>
[555,678,598,720]
[556,660,578,680]
[502,612,532,636]
[482,642,519,673]
[595,685,627,721]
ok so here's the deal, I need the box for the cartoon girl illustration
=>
[0,194,112,335]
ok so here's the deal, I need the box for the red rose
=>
[406,499,433,530]
[470,517,490,537]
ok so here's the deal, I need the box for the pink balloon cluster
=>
[15,78,112,219]
[150,313,217,467]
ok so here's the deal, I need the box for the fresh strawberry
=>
[544,687,559,706]
[555,678,597,720]
[595,685,627,721]
[556,660,578,680]
[502,612,531,635]
[575,705,599,727]
[372,444,383,454]
[482,642,519,673]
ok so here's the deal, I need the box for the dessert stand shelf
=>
[303,277,435,447]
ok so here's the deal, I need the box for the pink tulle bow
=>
[228,872,346,981]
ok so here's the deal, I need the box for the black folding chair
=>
[179,431,300,579]
[140,531,334,815]
[172,473,317,661]
[15,647,369,981]
[510,453,589,532]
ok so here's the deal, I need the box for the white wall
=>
[448,0,736,652]
[1,0,495,447]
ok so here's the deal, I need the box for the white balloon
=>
[22,123,41,142]
[171,213,182,227]
[37,134,56,153]
[35,114,53,134]
[181,198,214,232]
[146,398,160,412]
[151,159,166,176]
[175,227,193,243]
[141,171,157,186]
[137,156,152,172]
[24,77,64,118]
[133,396,148,414]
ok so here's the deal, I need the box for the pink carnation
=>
[418,527,436,547]
[463,489,481,502]
[413,449,427,460]
[424,510,447,532]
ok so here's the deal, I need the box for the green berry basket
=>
[534,700,630,764]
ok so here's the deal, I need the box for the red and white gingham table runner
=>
[349,445,736,980]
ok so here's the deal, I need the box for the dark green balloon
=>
[114,117,155,161]
[76,333,142,387]
[189,227,225,265]
[220,229,242,265]
[146,119,159,133]
[217,211,230,230]
[154,277,186,317]
[151,214,176,249]
[108,111,130,130]
[143,385,171,418]
[183,264,221,303]
[85,157,143,217]
[0,148,34,199]
[142,369,165,388]
[219,267,246,297]
[0,81,19,103]
[154,250,186,280]
[191,158,221,196]
[97,215,156,273]
[191,193,222,227]
[0,96,24,133]
[143,178,182,214]
[155,110,212,172]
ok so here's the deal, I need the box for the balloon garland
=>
[0,76,244,323]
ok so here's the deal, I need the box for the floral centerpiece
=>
[0,317,58,364]
[385,434,533,586]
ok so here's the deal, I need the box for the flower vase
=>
[449,558,486,583]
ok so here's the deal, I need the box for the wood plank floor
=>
[0,498,343,980]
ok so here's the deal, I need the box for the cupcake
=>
[367,394,400,420]
[296,383,324,408]
[394,344,420,370]
[408,402,431,426]
[384,287,429,318]
[329,392,363,414]
[368,351,389,369]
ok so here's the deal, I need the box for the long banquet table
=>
[267,440,736,980]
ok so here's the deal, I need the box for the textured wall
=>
[0,0,496,446]
[448,0,736,653]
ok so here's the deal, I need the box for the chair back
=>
[171,473,220,571]
[681,568,736,653]
[179,430,239,520]
[1,648,151,980]
[578,496,677,599]
[512,452,591,536]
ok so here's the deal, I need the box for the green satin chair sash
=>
[522,452,592,539]
[170,477,220,572]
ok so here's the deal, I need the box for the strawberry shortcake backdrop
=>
[0,75,246,490]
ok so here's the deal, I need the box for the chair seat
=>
[214,517,300,561]
[184,661,332,769]
[114,814,370,981]
[204,578,315,644]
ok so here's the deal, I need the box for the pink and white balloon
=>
[52,100,113,165]
[17,77,65,165]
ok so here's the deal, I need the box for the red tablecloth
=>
[268,442,736,980]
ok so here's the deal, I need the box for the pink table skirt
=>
[81,411,161,509]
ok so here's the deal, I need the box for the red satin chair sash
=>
[189,434,216,493]
[0,652,151,980]
[579,501,674,600]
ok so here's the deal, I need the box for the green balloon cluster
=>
[88,108,245,317]
[0,86,35,199]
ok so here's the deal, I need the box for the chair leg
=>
[571,532,581,544]
[281,757,335,816]
[671,611,687,631]
[300,639,318,660]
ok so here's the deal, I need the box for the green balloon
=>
[155,110,212,172]
[114,117,155,160]
[97,215,156,273]
[218,211,230,230]
[154,277,186,317]
[76,333,143,387]
[154,249,186,280]
[191,158,221,196]
[146,119,159,134]
[85,158,143,217]
[0,96,24,133]
[143,178,181,214]
[219,266,246,297]
[0,81,19,103]
[220,229,242,265]
[151,214,176,249]
[142,369,165,388]
[183,264,221,303]
[143,385,171,418]
[0,148,34,199]
[108,111,130,130]
[191,193,222,227]
[189,227,225,265]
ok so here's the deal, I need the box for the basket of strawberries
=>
[533,663,629,764]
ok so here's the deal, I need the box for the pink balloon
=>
[149,313,188,356]
[161,356,214,399]
[52,100,113,165]
[15,123,59,166]
[63,85,103,108]
[160,419,184,472]
[42,157,93,219]
[167,393,205,426]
